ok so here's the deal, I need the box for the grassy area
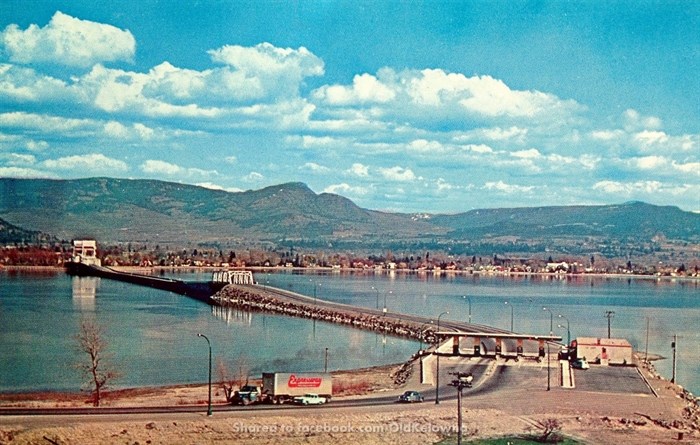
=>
[436,435,585,444]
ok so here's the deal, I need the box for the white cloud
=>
[672,161,700,175]
[347,163,369,177]
[208,42,324,99]
[0,64,70,102]
[4,153,36,166]
[0,111,96,134]
[592,180,663,194]
[589,129,624,141]
[379,166,416,181]
[323,183,368,196]
[244,171,264,182]
[511,148,541,159]
[632,155,667,170]
[407,139,444,154]
[300,162,330,173]
[0,166,54,178]
[623,109,662,131]
[314,73,396,105]
[140,159,182,175]
[43,153,128,173]
[195,182,240,192]
[1,11,135,68]
[483,181,534,194]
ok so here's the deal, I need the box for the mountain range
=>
[1,177,698,256]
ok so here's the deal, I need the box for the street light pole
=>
[504,301,514,331]
[463,296,472,324]
[324,347,329,373]
[435,311,449,405]
[197,333,213,416]
[383,290,392,315]
[372,286,379,310]
[543,307,554,392]
[418,320,433,352]
[558,314,570,345]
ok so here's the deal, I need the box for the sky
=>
[0,1,698,214]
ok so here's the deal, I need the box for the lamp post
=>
[504,301,514,331]
[372,286,379,309]
[383,290,392,315]
[558,314,570,345]
[197,333,213,416]
[463,296,472,324]
[543,307,554,333]
[435,311,449,404]
[543,307,554,392]
[418,320,434,351]
[324,347,329,373]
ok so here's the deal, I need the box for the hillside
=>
[0,178,439,245]
[0,217,54,245]
[0,178,698,254]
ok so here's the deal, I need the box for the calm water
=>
[1,269,698,396]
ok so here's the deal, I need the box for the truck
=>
[261,372,332,405]
[231,384,261,405]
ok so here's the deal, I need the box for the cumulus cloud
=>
[300,162,330,173]
[43,153,128,173]
[1,11,135,68]
[347,163,369,177]
[324,183,369,196]
[244,171,264,182]
[0,166,54,178]
[483,181,535,194]
[140,159,182,175]
[379,166,416,181]
[592,180,663,194]
[0,64,70,102]
[623,109,662,131]
[314,72,396,105]
[208,42,324,99]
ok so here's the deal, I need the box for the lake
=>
[1,269,698,396]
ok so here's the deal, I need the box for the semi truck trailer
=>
[261,372,332,404]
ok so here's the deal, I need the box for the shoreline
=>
[2,264,698,282]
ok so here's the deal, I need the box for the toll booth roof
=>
[575,337,632,347]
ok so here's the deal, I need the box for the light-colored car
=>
[293,393,327,405]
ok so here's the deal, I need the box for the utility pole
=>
[671,334,677,384]
[644,317,650,363]
[449,372,473,445]
[604,311,615,338]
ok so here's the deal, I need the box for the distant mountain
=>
[0,178,438,245]
[432,201,699,240]
[0,178,698,253]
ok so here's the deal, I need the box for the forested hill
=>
[0,177,698,250]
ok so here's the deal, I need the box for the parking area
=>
[573,365,654,395]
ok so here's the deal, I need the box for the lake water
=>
[1,269,698,396]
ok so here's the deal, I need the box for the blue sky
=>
[0,1,698,213]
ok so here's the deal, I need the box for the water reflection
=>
[211,305,253,325]
[71,276,98,311]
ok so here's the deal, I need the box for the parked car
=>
[571,358,590,370]
[293,393,327,405]
[398,390,424,403]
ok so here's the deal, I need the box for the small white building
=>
[574,337,633,365]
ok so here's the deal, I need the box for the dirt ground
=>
[1,357,698,445]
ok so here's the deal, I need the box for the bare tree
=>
[216,354,250,403]
[535,418,562,443]
[74,319,120,406]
